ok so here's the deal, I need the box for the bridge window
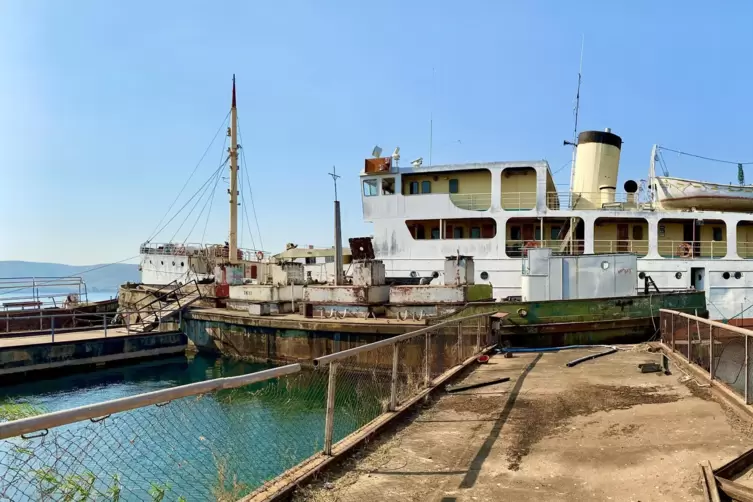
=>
[431,227,440,239]
[713,227,723,241]
[409,181,419,194]
[449,179,459,193]
[421,180,432,194]
[454,227,463,239]
[363,179,378,196]
[382,177,395,195]
[470,227,481,239]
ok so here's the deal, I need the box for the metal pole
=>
[424,332,431,387]
[103,314,107,338]
[51,316,55,343]
[746,336,750,405]
[334,200,343,285]
[709,324,714,379]
[671,314,675,351]
[39,309,43,331]
[457,322,462,363]
[476,317,481,352]
[389,344,399,411]
[687,317,692,361]
[323,362,338,455]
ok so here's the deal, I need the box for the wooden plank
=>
[715,447,753,481]
[716,476,753,502]
[702,461,721,502]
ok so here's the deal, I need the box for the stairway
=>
[127,281,202,334]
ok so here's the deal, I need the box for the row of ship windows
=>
[363,178,460,196]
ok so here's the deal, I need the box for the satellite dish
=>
[391,147,400,161]
[411,157,423,168]
[372,145,382,158]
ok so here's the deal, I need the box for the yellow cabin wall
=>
[738,225,753,258]
[501,168,537,209]
[593,221,649,256]
[402,170,491,195]
[405,219,496,240]
[700,224,726,258]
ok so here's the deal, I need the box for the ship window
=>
[421,181,432,194]
[305,257,316,264]
[363,179,378,197]
[480,271,489,280]
[454,227,464,239]
[510,226,521,241]
[471,227,481,239]
[381,177,395,195]
[713,227,723,241]
[416,225,425,239]
[409,181,419,194]
[449,179,459,193]
[550,226,561,240]
[534,227,541,240]
[325,256,334,263]
[431,227,440,239]
[633,226,644,240]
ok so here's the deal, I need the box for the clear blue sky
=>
[2,1,752,265]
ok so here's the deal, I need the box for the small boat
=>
[654,175,753,211]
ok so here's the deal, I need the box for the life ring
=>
[678,242,692,258]
[256,251,264,261]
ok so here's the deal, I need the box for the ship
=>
[359,130,753,321]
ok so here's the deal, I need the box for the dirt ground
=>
[295,346,753,502]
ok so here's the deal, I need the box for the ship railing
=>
[139,242,206,256]
[0,276,89,310]
[660,309,753,405]
[738,242,753,259]
[505,239,586,257]
[593,240,649,257]
[0,313,494,501]
[448,193,492,211]
[656,240,725,259]
[0,304,185,337]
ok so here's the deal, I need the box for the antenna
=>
[568,36,584,193]
[429,67,435,166]
[371,145,382,158]
[328,166,341,202]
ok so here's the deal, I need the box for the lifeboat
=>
[654,176,753,211]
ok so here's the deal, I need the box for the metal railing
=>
[505,239,586,257]
[660,309,753,403]
[501,192,537,210]
[448,193,492,211]
[0,314,493,500]
[312,313,492,456]
[0,277,90,311]
[657,240,725,259]
[140,242,270,262]
[593,239,649,256]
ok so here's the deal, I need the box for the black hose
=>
[566,347,618,367]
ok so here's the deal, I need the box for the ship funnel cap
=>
[577,129,622,150]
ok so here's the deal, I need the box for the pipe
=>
[499,344,618,367]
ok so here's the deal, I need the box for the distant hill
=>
[0,261,139,292]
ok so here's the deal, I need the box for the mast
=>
[648,144,657,207]
[568,37,584,194]
[228,75,239,263]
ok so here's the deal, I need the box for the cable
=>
[658,146,753,166]
[169,164,225,243]
[237,118,264,251]
[146,112,230,243]
[150,160,227,243]
[183,167,224,244]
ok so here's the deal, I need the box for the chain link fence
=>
[661,309,752,402]
[0,314,494,501]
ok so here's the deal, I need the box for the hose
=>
[499,344,618,367]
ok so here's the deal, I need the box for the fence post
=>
[51,316,55,343]
[39,309,43,331]
[709,324,714,380]
[457,322,462,363]
[476,317,481,353]
[671,314,675,351]
[104,314,107,338]
[323,362,338,455]
[424,332,431,387]
[746,336,750,405]
[687,317,692,361]
[389,343,399,411]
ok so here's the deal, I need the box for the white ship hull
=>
[655,176,753,211]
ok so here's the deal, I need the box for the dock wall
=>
[0,332,186,377]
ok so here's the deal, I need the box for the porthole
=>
[480,271,489,280]
[181,262,185,267]
[735,272,742,279]
[161,261,164,265]
[723,272,731,280]
[675,272,682,279]
[638,272,646,279]
[172,261,176,266]
[431,271,439,278]
[410,271,418,278]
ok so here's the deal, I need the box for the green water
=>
[0,354,372,501]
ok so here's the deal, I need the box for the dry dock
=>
[297,347,753,501]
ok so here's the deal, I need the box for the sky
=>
[1,1,753,266]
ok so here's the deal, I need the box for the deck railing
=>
[0,313,493,501]
[660,309,753,404]
[448,193,492,211]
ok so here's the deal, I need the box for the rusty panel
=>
[349,237,375,260]
[364,157,392,174]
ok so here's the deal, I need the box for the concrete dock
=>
[297,347,753,501]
